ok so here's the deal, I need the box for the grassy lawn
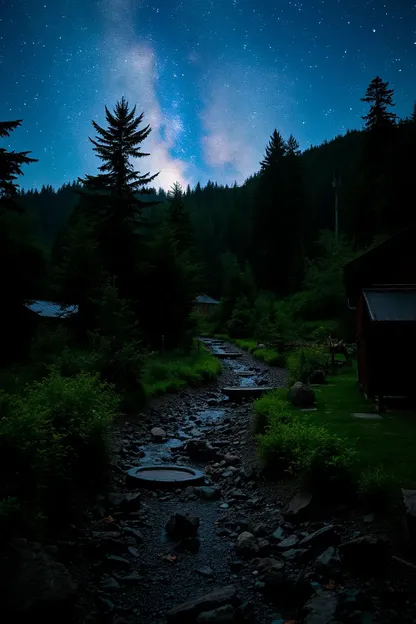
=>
[311,367,416,488]
[259,364,416,488]
[142,347,222,398]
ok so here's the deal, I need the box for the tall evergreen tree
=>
[78,97,159,300]
[0,119,38,211]
[260,129,287,172]
[361,76,397,131]
[167,181,193,253]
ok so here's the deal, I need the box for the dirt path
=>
[66,340,416,624]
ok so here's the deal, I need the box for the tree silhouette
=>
[361,76,397,131]
[0,119,38,209]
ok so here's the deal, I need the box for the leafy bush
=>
[56,346,100,377]
[253,348,286,367]
[257,416,355,490]
[0,369,119,526]
[286,345,330,385]
[235,339,257,352]
[253,389,292,434]
[143,349,221,397]
[358,466,397,511]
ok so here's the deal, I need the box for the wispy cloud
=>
[200,62,298,184]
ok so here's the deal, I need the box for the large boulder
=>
[309,369,327,385]
[166,513,200,539]
[255,557,285,588]
[303,591,339,624]
[166,586,240,623]
[4,540,77,619]
[150,426,166,441]
[339,535,390,572]
[106,491,141,512]
[298,525,340,554]
[283,491,314,523]
[196,604,237,623]
[288,382,316,408]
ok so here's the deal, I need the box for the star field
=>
[0,0,415,189]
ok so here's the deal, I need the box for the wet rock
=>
[339,535,390,572]
[299,525,339,554]
[235,532,259,559]
[207,398,220,406]
[196,565,214,578]
[284,491,313,522]
[166,513,200,539]
[314,546,342,573]
[196,604,237,623]
[166,585,240,623]
[303,591,339,624]
[271,527,284,541]
[287,382,315,408]
[100,576,121,591]
[258,538,271,555]
[281,548,308,561]
[186,439,218,461]
[277,535,299,550]
[251,523,269,537]
[106,491,141,512]
[4,541,77,618]
[255,557,285,587]
[228,489,247,500]
[120,573,146,584]
[197,486,221,501]
[151,426,167,441]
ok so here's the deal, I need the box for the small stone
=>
[236,532,259,559]
[120,573,146,584]
[314,547,342,573]
[196,604,236,623]
[166,586,240,623]
[107,491,141,512]
[151,426,167,440]
[100,577,121,591]
[166,513,200,539]
[298,525,339,553]
[255,557,285,587]
[195,565,214,578]
[224,454,241,465]
[251,523,269,537]
[99,597,115,613]
[271,527,284,541]
[228,489,247,500]
[281,548,308,561]
[284,492,313,522]
[105,555,130,570]
[277,535,299,550]
[364,513,375,524]
[220,503,229,509]
[197,486,221,501]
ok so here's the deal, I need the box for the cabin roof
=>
[363,288,416,322]
[24,300,78,318]
[194,295,220,305]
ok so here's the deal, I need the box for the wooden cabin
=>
[193,294,220,316]
[344,227,416,402]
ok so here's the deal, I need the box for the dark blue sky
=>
[1,0,415,190]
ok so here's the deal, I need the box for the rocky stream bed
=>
[5,339,416,623]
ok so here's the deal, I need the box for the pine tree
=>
[411,102,416,124]
[286,134,301,156]
[78,97,159,299]
[167,182,193,253]
[361,76,397,131]
[0,119,38,209]
[260,129,287,172]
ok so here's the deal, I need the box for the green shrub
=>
[358,466,397,511]
[143,350,221,397]
[253,389,292,434]
[253,348,286,367]
[235,339,257,352]
[0,369,119,524]
[227,295,253,338]
[257,416,355,490]
[56,346,100,377]
[286,345,330,386]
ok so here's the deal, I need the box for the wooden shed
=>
[193,294,220,316]
[344,227,416,402]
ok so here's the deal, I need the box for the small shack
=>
[344,227,416,402]
[24,300,79,319]
[193,294,220,316]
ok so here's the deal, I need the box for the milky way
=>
[1,0,415,189]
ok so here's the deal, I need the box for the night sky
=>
[1,0,415,190]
